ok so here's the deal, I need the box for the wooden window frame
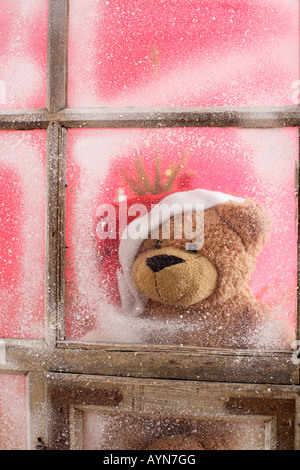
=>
[0,0,299,449]
[45,374,300,450]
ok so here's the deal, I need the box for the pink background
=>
[0,130,46,339]
[0,0,48,110]
[69,0,299,107]
[0,374,27,450]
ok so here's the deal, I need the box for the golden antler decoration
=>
[120,147,190,195]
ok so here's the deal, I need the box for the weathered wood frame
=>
[0,0,299,449]
[46,374,300,450]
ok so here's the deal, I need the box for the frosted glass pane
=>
[0,0,48,110]
[65,128,297,350]
[0,130,46,338]
[0,374,27,450]
[82,411,266,450]
[68,0,299,107]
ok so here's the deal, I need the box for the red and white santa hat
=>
[96,189,244,316]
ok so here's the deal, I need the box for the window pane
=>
[65,128,297,350]
[0,130,46,338]
[0,374,27,450]
[82,410,267,450]
[68,0,299,107]
[0,0,48,110]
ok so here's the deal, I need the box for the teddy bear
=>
[96,188,294,349]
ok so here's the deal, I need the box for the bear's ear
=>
[215,199,271,253]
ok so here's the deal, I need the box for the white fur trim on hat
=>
[118,189,244,316]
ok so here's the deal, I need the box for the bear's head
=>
[131,199,270,310]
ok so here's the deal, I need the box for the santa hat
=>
[96,189,244,316]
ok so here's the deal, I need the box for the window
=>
[0,0,299,450]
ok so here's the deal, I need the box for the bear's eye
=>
[155,239,162,249]
[186,242,198,254]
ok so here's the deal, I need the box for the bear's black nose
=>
[146,254,185,273]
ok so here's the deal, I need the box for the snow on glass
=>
[82,410,266,450]
[0,374,27,450]
[68,0,299,107]
[65,127,298,347]
[0,0,48,110]
[0,131,46,339]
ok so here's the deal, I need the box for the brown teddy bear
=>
[97,189,294,349]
